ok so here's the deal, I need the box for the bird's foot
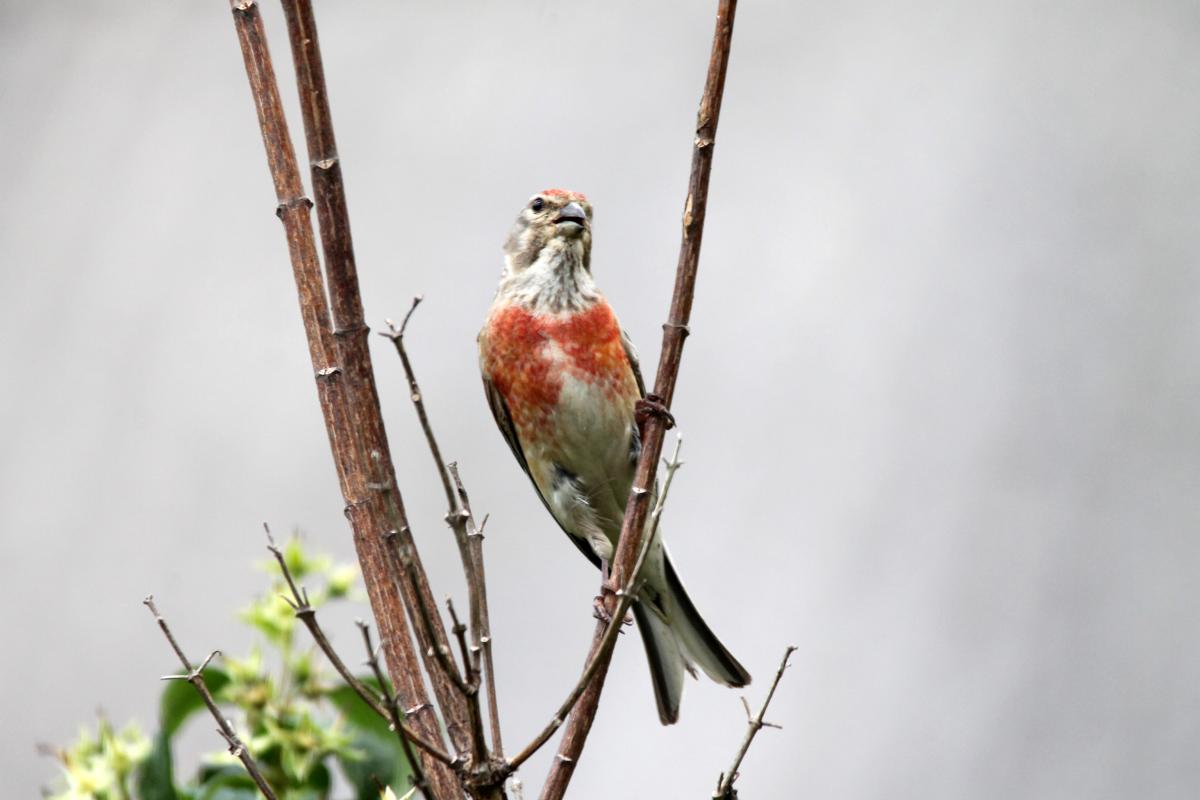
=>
[592,595,634,628]
[635,394,675,431]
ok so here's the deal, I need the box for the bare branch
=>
[379,517,496,790]
[142,596,279,800]
[448,596,492,776]
[446,598,477,689]
[382,298,456,511]
[539,2,739,795]
[386,527,473,698]
[506,436,685,775]
[451,465,505,759]
[263,524,456,770]
[713,646,798,799]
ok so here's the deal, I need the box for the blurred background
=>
[2,0,1198,797]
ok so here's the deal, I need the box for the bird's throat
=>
[502,240,597,314]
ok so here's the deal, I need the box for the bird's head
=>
[503,189,593,274]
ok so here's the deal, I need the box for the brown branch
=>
[142,596,279,800]
[263,524,455,771]
[386,525,473,699]
[446,599,476,689]
[371,471,507,798]
[450,466,505,759]
[228,3,461,795]
[713,646,797,799]
[380,517,500,796]
[506,437,684,777]
[447,596,491,776]
[538,2,739,796]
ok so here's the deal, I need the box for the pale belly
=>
[523,370,639,559]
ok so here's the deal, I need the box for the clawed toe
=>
[592,596,634,628]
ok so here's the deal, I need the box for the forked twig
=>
[142,596,278,800]
[713,646,798,799]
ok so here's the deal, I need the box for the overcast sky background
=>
[2,1,1199,797]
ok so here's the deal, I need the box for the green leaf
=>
[135,731,179,800]
[159,667,231,740]
[327,682,413,800]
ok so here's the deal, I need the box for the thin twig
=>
[506,436,685,775]
[388,529,473,698]
[447,596,493,781]
[359,620,433,797]
[142,596,279,800]
[713,646,797,799]
[263,524,455,769]
[539,2,739,796]
[451,465,505,759]
[446,599,478,690]
[383,297,456,511]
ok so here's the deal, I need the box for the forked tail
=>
[634,550,751,724]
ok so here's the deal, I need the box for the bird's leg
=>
[593,560,634,627]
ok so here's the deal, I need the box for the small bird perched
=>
[478,189,750,724]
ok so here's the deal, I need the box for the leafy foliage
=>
[44,537,413,800]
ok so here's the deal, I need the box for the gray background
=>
[2,1,1198,797]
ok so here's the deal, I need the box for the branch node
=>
[333,322,370,338]
[275,196,314,218]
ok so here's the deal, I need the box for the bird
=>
[477,188,751,724]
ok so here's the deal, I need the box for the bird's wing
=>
[620,328,647,399]
[481,371,602,569]
[481,371,529,477]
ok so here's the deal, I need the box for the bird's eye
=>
[530,197,545,212]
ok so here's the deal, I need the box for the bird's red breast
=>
[481,300,636,439]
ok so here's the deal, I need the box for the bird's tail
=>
[634,549,752,725]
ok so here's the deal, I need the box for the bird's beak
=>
[555,202,588,229]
